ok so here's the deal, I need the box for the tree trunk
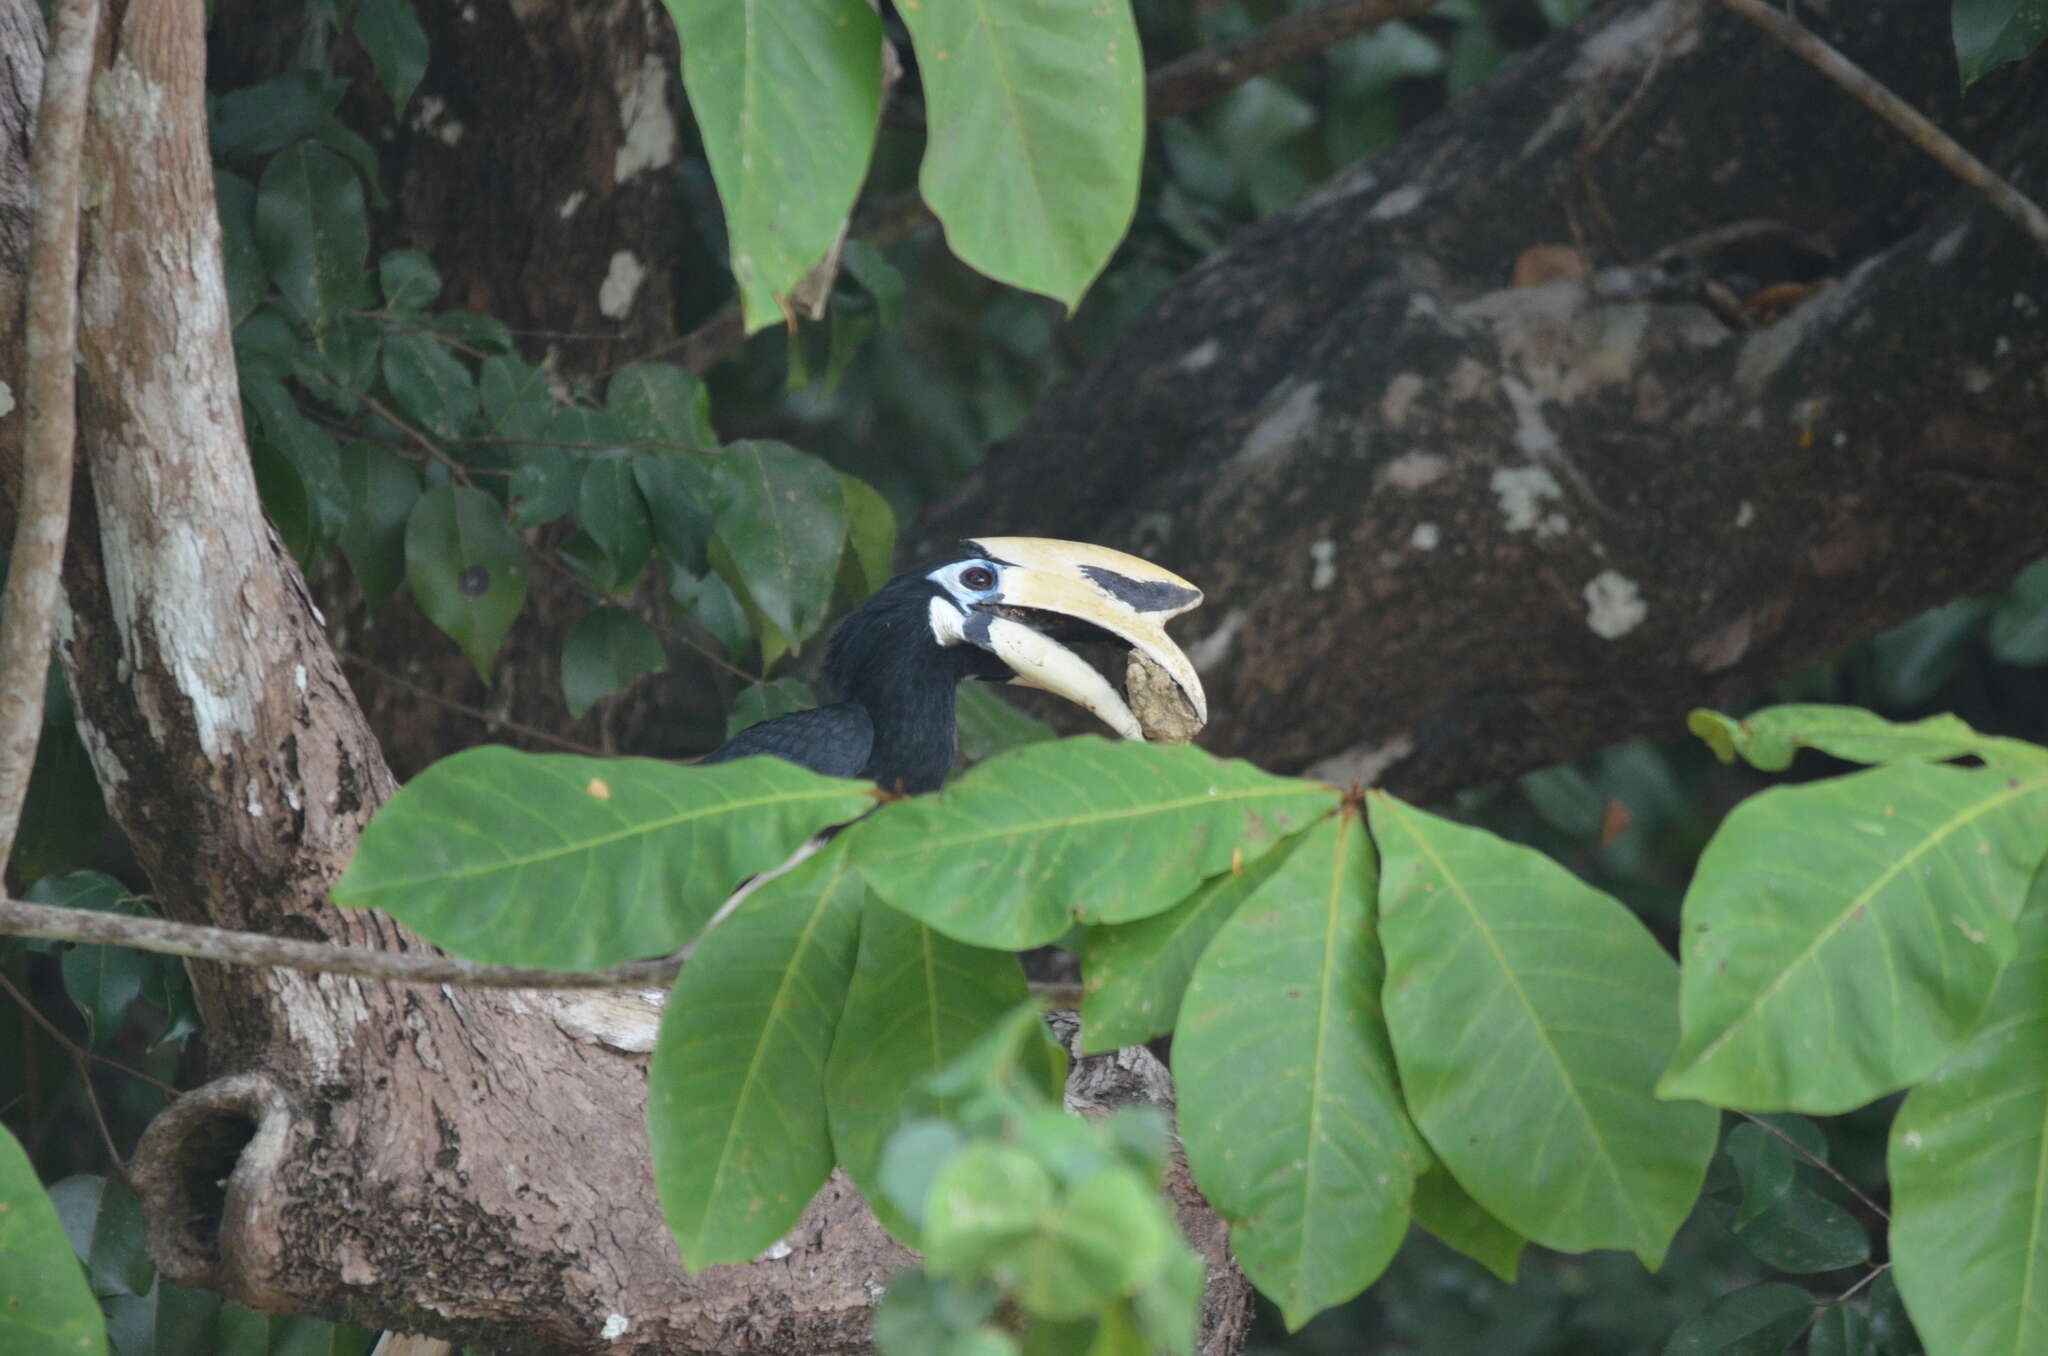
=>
[0,3,1256,1351]
[921,0,2048,798]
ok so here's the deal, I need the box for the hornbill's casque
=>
[702,538,1209,792]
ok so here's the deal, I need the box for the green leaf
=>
[1370,793,1717,1265]
[1080,842,1292,1053]
[377,248,440,312]
[215,171,266,325]
[668,562,754,658]
[209,72,347,162]
[249,440,317,563]
[1808,1304,1875,1356]
[354,0,430,112]
[479,355,556,442]
[1723,1123,1795,1230]
[48,1174,152,1299]
[577,454,655,585]
[1005,1168,1175,1322]
[1687,704,2043,772]
[1891,869,2048,1356]
[846,739,1339,950]
[561,606,666,718]
[1724,1184,1869,1274]
[1871,598,1994,708]
[404,485,528,679]
[665,0,882,331]
[294,313,383,415]
[838,472,895,599]
[379,331,478,440]
[1867,1270,1919,1355]
[255,142,369,339]
[897,0,1142,308]
[1661,1283,1813,1355]
[923,1143,1057,1276]
[1659,762,2048,1113]
[337,445,422,610]
[507,449,582,530]
[872,1271,1002,1356]
[710,440,849,651]
[608,362,716,452]
[841,239,904,329]
[824,899,1047,1241]
[878,1120,969,1227]
[633,452,717,576]
[0,1137,107,1355]
[1990,558,2048,663]
[954,685,1058,765]
[1953,0,2048,86]
[242,375,348,541]
[1176,813,1423,1329]
[649,839,865,1269]
[1410,1163,1525,1285]
[727,677,819,739]
[337,746,873,968]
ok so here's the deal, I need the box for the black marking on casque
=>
[1081,565,1200,615]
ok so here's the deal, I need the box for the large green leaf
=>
[334,746,873,968]
[1660,762,2048,1113]
[665,0,882,331]
[824,898,1054,1241]
[845,739,1339,949]
[1370,794,1717,1266]
[1175,813,1424,1329]
[710,440,849,652]
[1080,840,1296,1054]
[254,142,369,339]
[1689,704,2045,772]
[0,1130,106,1354]
[1890,867,2048,1356]
[1953,0,2048,86]
[649,839,865,1269]
[897,0,1143,308]
[404,485,528,679]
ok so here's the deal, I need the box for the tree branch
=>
[1717,0,2048,254]
[0,0,95,867]
[0,895,686,989]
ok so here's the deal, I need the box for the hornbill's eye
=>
[960,565,997,591]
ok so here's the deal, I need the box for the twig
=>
[649,0,1451,378]
[0,969,129,1175]
[1739,1112,1890,1223]
[1718,0,2048,254]
[1147,0,1445,122]
[340,652,606,755]
[0,0,100,869]
[0,895,691,990]
[1834,1262,1890,1305]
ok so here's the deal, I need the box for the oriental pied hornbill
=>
[701,538,1208,792]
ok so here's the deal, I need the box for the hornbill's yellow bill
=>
[938,536,1207,740]
[700,536,1208,793]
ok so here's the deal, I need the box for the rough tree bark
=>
[923,0,2048,797]
[0,2,1249,1352]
